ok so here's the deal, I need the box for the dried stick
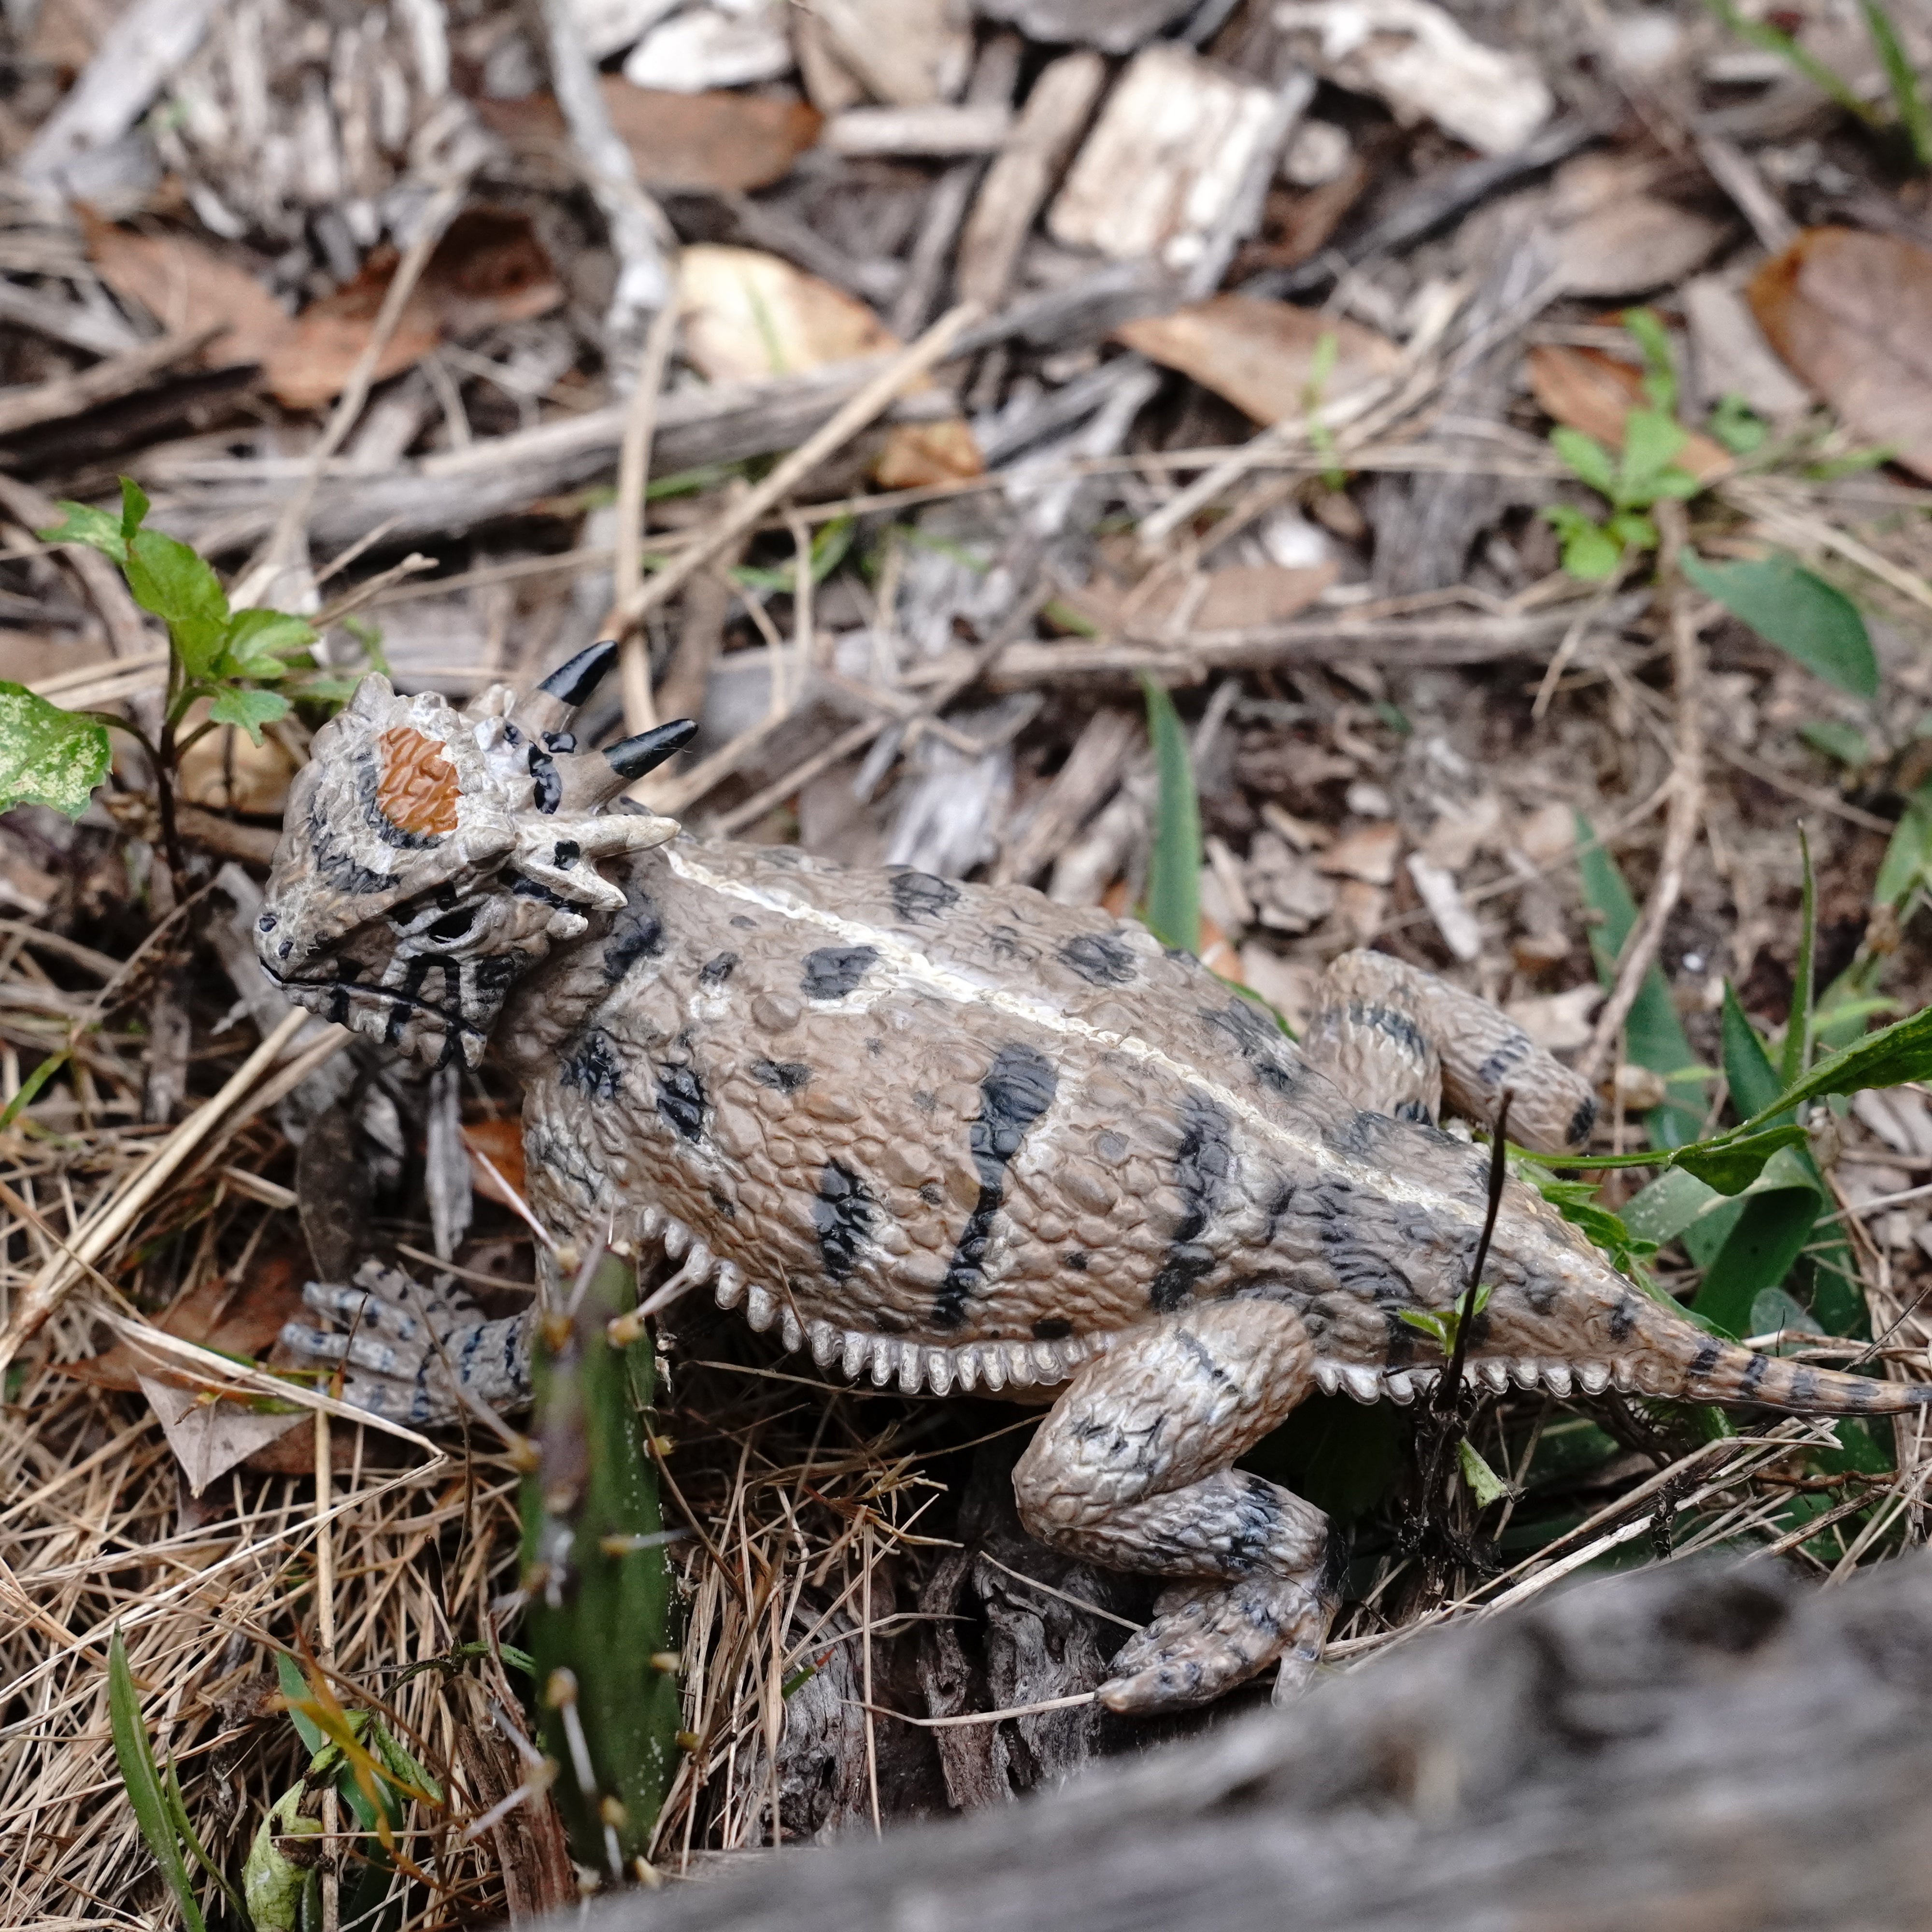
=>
[256,177,470,581]
[0,324,221,437]
[1579,507,1706,1084]
[609,303,980,642]
[612,290,684,735]
[0,1006,309,1375]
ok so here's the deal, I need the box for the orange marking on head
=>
[376,727,459,837]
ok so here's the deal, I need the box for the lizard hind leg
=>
[1306,949,1597,1151]
[1011,1299,1340,1714]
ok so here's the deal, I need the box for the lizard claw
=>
[280,1259,532,1426]
[1097,1576,1336,1714]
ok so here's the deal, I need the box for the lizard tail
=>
[1668,1326,1932,1416]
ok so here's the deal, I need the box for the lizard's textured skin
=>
[260,656,1932,1713]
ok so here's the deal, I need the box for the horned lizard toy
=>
[259,645,1932,1714]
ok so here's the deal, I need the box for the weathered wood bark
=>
[568,1554,1932,1931]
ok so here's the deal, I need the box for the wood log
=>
[564,1553,1932,1932]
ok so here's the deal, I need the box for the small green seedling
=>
[1400,1279,1493,1357]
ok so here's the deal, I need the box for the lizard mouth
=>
[261,960,476,1048]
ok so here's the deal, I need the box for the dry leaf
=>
[1116,295,1400,425]
[60,1254,305,1393]
[1317,820,1402,886]
[1505,982,1605,1053]
[1234,944,1321,1031]
[1551,196,1725,299]
[1748,227,1932,481]
[83,212,294,368]
[679,244,982,483]
[1525,344,1733,485]
[177,717,299,815]
[266,207,563,412]
[464,1116,529,1208]
[136,1368,307,1495]
[481,83,821,193]
[1193,563,1335,629]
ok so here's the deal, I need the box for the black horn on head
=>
[607,718,698,781]
[513,640,621,736]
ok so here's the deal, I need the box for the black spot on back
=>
[1149,1094,1233,1313]
[1566,1094,1599,1147]
[699,951,739,986]
[656,1060,707,1142]
[812,1160,876,1281]
[1032,1318,1073,1341]
[560,1028,623,1099]
[1058,932,1137,987]
[751,1058,812,1093]
[1204,1000,1304,1102]
[802,945,878,1000]
[1474,1031,1534,1091]
[730,914,755,929]
[935,1044,1059,1330]
[604,893,667,980]
[1065,1250,1089,1271]
[1608,1295,1637,1344]
[889,870,961,921]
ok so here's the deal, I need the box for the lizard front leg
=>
[1012,1299,1341,1714]
[279,1259,533,1425]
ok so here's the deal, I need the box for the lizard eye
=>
[427,905,478,941]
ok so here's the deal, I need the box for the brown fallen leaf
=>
[1525,344,1733,485]
[464,1116,529,1208]
[137,1368,308,1495]
[1551,196,1725,299]
[1115,295,1400,425]
[59,1252,305,1393]
[266,206,564,412]
[82,210,294,369]
[1065,560,1335,635]
[1317,820,1402,886]
[680,243,982,483]
[479,81,821,193]
[1748,226,1932,480]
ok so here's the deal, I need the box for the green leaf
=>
[207,684,290,743]
[1722,981,1787,1121]
[125,528,229,678]
[1458,1437,1511,1507]
[1674,1122,1808,1193]
[220,607,316,678]
[119,474,150,540]
[37,498,127,563]
[1691,1160,1822,1338]
[1604,511,1659,551]
[1740,998,1932,1133]
[1797,718,1870,767]
[1875,779,1932,906]
[1618,408,1690,501]
[1864,0,1932,167]
[1707,393,1767,455]
[1545,508,1620,580]
[1784,827,1816,1089]
[244,1785,320,1932]
[1621,307,1678,414]
[1622,1165,1724,1246]
[1551,426,1618,498]
[1574,812,1705,1148]
[1138,672,1200,953]
[109,1628,209,1932]
[1679,553,1878,697]
[275,1650,327,1755]
[0,682,112,818]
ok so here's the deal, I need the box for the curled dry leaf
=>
[1526,344,1733,485]
[1115,294,1400,425]
[266,207,564,412]
[679,243,983,484]
[463,1115,530,1208]
[82,212,294,369]
[478,81,822,193]
[1748,226,1932,481]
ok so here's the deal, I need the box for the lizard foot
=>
[1097,1572,1336,1714]
[279,1258,532,1426]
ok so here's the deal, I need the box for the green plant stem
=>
[152,713,189,901]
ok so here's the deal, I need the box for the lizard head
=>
[256,641,694,1069]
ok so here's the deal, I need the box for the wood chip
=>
[1317,820,1401,885]
[1405,852,1481,961]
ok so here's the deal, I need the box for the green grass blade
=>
[1783,827,1817,1089]
[1702,0,1885,126]
[1137,672,1200,953]
[0,1049,68,1134]
[1573,812,1705,1148]
[108,1629,209,1932]
[1863,1,1932,166]
[163,1751,247,1920]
